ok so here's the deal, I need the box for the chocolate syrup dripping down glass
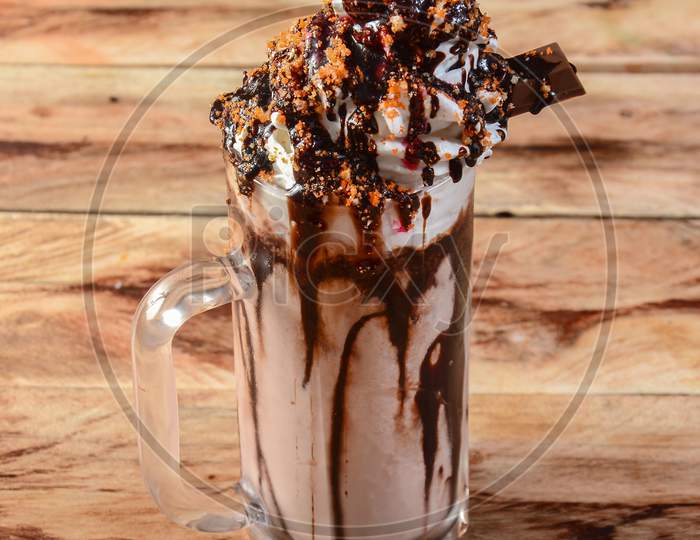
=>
[286,196,472,534]
[415,200,473,514]
[288,197,327,388]
[330,310,385,539]
[213,3,586,535]
[421,193,432,246]
[236,302,292,537]
[448,158,463,183]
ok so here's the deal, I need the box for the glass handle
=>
[131,252,256,532]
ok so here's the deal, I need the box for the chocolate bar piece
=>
[507,43,586,117]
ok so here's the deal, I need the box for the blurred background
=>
[1,1,699,538]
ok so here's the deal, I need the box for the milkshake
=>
[226,164,474,539]
[207,0,586,538]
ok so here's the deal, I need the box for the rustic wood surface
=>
[2,67,699,217]
[3,0,700,68]
[1,0,699,538]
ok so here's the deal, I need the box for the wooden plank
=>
[0,387,237,540]
[1,65,699,217]
[1,213,698,394]
[0,212,236,390]
[1,389,698,538]
[469,394,700,507]
[1,0,699,68]
[0,65,244,146]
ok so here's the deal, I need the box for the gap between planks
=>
[1,60,699,74]
[2,208,698,221]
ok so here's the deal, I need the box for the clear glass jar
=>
[132,161,476,539]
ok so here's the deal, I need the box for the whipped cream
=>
[232,13,508,192]
[244,85,498,192]
[207,5,587,539]
[212,0,514,232]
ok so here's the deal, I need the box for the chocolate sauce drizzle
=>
[414,199,473,514]
[211,0,515,236]
[288,198,327,387]
[421,193,432,245]
[330,310,385,539]
[448,158,463,183]
[233,192,472,536]
[235,302,292,537]
[214,1,584,536]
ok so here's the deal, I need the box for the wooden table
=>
[1,1,699,538]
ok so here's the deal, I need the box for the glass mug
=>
[132,162,475,539]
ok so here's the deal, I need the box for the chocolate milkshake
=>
[225,164,474,539]
[208,1,585,538]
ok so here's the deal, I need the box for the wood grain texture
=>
[1,213,698,396]
[0,387,238,540]
[1,65,699,217]
[1,0,699,68]
[1,1,698,536]
[1,388,698,539]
